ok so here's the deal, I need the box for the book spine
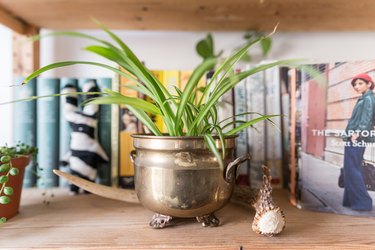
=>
[111,73,120,187]
[264,67,283,188]
[96,77,112,186]
[150,70,165,132]
[195,77,206,105]
[179,70,192,134]
[162,70,179,133]
[179,71,192,93]
[59,77,78,187]
[119,69,138,188]
[12,76,37,188]
[36,78,60,188]
[246,70,266,188]
[233,65,249,185]
[163,70,180,96]
[217,81,234,132]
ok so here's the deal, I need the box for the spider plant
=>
[21,20,297,169]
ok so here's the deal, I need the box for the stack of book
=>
[13,65,287,190]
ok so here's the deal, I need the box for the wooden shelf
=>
[0,188,374,249]
[1,0,375,34]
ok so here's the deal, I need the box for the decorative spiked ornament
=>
[232,165,286,236]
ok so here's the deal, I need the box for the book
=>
[59,77,78,187]
[246,70,266,188]
[279,67,292,188]
[96,77,112,186]
[150,70,180,133]
[264,66,283,188]
[36,78,60,188]
[110,74,120,187]
[119,69,139,188]
[242,64,285,188]
[161,70,180,96]
[289,60,375,216]
[179,70,193,134]
[12,76,37,188]
[179,70,192,93]
[233,65,249,185]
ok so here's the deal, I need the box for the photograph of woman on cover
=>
[120,108,138,133]
[289,60,375,217]
[342,73,375,211]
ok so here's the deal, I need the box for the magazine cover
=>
[289,60,375,217]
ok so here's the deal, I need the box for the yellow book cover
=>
[179,70,192,93]
[150,70,180,133]
[163,70,180,96]
[119,68,138,188]
[195,77,206,105]
[179,70,205,104]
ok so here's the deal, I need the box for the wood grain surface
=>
[1,188,374,249]
[1,0,375,32]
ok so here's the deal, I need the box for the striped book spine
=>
[12,76,37,187]
[36,78,60,188]
[59,77,78,187]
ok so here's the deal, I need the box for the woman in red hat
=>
[342,73,375,211]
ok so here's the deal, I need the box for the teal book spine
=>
[36,78,60,188]
[59,78,78,187]
[96,77,112,186]
[12,76,37,188]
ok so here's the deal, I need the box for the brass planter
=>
[131,134,248,228]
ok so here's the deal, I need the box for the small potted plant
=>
[0,143,37,224]
[19,20,295,228]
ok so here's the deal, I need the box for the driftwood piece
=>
[53,170,139,203]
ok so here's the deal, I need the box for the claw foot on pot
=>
[149,213,173,229]
[196,213,220,227]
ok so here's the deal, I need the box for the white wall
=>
[3,28,375,146]
[40,29,246,77]
[40,29,375,77]
[0,24,13,146]
[271,32,375,63]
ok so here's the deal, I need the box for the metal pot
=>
[131,134,249,227]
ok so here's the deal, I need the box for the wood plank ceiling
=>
[1,0,375,34]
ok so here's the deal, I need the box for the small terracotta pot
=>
[0,155,31,220]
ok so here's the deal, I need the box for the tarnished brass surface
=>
[131,134,247,218]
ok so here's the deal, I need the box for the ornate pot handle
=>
[225,154,251,184]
